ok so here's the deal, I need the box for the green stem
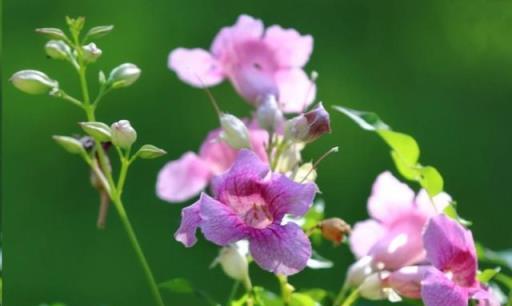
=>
[339,288,360,306]
[74,46,165,306]
[226,281,240,305]
[277,275,292,305]
[112,196,165,306]
[333,282,349,306]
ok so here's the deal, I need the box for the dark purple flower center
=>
[225,193,273,229]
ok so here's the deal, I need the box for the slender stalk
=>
[339,288,360,306]
[333,281,350,306]
[226,281,240,305]
[277,275,293,305]
[74,45,165,306]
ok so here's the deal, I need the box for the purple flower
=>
[349,172,451,270]
[174,149,317,275]
[168,14,315,113]
[157,126,268,202]
[421,215,498,306]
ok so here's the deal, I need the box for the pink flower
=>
[168,14,315,113]
[349,171,451,270]
[174,149,317,275]
[421,215,498,306]
[157,126,268,202]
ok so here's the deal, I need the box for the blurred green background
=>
[3,0,512,305]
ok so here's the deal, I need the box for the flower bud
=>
[359,272,389,300]
[82,43,102,63]
[111,120,137,149]
[318,218,351,245]
[137,144,167,159]
[346,256,374,287]
[219,113,250,149]
[256,94,283,132]
[84,25,114,41]
[108,63,141,88]
[52,135,85,154]
[10,70,58,95]
[45,40,71,61]
[36,27,68,41]
[212,245,249,282]
[79,122,111,142]
[285,103,331,143]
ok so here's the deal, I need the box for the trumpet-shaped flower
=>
[157,126,268,202]
[169,14,315,113]
[349,172,451,270]
[421,215,498,306]
[174,149,317,275]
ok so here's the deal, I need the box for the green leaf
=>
[477,267,501,284]
[302,200,325,230]
[378,130,420,165]
[298,289,327,303]
[419,166,444,197]
[444,203,472,226]
[332,105,389,131]
[253,287,284,306]
[289,293,318,306]
[159,278,194,294]
[84,25,114,42]
[477,243,512,271]
[390,150,421,180]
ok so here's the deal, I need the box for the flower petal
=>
[369,211,427,269]
[174,201,201,247]
[423,215,477,286]
[199,193,248,245]
[168,48,224,87]
[421,268,470,306]
[211,149,269,198]
[387,265,433,299]
[249,223,311,275]
[264,25,313,68]
[156,152,211,203]
[263,174,317,220]
[368,171,415,223]
[274,68,316,113]
[349,220,385,258]
[199,129,239,175]
[211,15,264,58]
[415,189,452,217]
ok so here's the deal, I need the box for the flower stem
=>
[74,48,165,306]
[226,280,240,305]
[333,281,349,306]
[111,195,165,306]
[277,275,293,305]
[339,288,360,306]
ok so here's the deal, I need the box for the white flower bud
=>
[10,70,58,95]
[84,25,114,41]
[137,144,167,159]
[219,113,250,149]
[45,40,72,61]
[359,272,389,301]
[346,256,374,287]
[111,120,137,149]
[211,244,249,282]
[36,28,68,41]
[82,43,102,63]
[79,122,111,142]
[52,136,85,154]
[108,63,141,88]
[256,94,283,132]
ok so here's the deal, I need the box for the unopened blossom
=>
[157,126,268,202]
[318,218,351,245]
[285,103,331,143]
[174,149,317,275]
[421,215,499,306]
[168,14,315,113]
[349,172,451,272]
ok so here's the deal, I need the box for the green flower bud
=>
[35,27,68,41]
[79,122,111,142]
[52,135,85,154]
[108,63,141,88]
[82,43,102,63]
[137,144,167,159]
[10,70,58,95]
[84,25,114,41]
[220,113,250,149]
[45,40,71,61]
[111,120,137,149]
